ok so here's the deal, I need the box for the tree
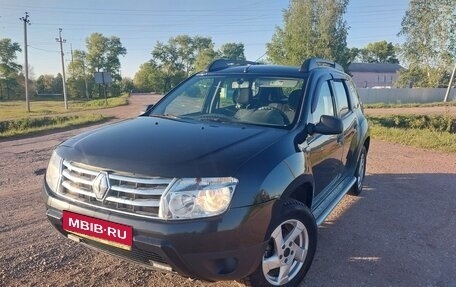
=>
[347,47,360,63]
[194,47,217,71]
[120,77,135,94]
[105,36,127,81]
[34,74,65,97]
[357,41,399,64]
[142,35,249,92]
[266,0,350,69]
[152,35,214,77]
[397,0,456,87]
[35,75,55,95]
[0,39,22,75]
[68,50,87,78]
[218,43,246,60]
[65,34,125,99]
[170,35,195,77]
[52,73,63,94]
[68,50,91,98]
[0,38,22,99]
[86,33,126,79]
[194,36,217,71]
[193,42,245,71]
[151,41,184,92]
[151,35,214,91]
[133,62,165,92]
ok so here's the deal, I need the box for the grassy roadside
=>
[0,114,113,138]
[368,115,456,153]
[0,94,128,121]
[364,101,456,109]
[0,94,128,138]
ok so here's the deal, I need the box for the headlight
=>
[159,177,238,220]
[45,151,62,193]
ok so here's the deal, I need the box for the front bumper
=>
[43,182,274,281]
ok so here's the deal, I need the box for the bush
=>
[369,115,454,133]
[368,115,456,153]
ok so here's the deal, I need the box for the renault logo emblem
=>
[92,172,110,201]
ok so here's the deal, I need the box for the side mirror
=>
[308,115,343,135]
[295,115,343,145]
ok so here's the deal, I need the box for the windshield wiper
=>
[149,113,178,119]
[196,114,234,123]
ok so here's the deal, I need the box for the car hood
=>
[58,116,287,177]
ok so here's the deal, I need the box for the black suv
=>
[44,58,370,287]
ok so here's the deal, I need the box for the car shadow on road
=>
[301,173,456,287]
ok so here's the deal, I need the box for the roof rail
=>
[205,59,259,72]
[299,57,344,73]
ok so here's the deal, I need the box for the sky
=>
[0,0,409,78]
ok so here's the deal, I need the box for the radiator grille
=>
[58,160,174,218]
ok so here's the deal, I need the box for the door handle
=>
[337,135,344,145]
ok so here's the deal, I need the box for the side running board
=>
[313,176,356,226]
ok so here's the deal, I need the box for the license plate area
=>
[62,211,133,250]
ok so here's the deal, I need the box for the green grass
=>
[364,101,456,109]
[0,94,128,121]
[0,94,127,138]
[368,115,456,153]
[0,114,111,138]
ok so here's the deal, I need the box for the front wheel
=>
[241,200,317,287]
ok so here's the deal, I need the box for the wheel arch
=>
[280,175,314,210]
[364,136,371,153]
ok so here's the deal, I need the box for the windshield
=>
[151,74,305,128]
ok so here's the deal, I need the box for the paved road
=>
[1,94,455,287]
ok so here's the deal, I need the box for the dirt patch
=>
[1,95,455,286]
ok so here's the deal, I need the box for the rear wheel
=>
[241,200,317,287]
[350,146,367,196]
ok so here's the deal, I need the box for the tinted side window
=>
[346,80,360,109]
[312,81,334,124]
[332,81,350,117]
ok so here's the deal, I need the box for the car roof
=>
[204,64,303,77]
[200,58,347,78]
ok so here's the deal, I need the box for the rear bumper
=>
[43,182,274,281]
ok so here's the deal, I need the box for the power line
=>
[28,45,59,53]
[2,2,271,14]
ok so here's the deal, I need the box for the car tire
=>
[240,199,317,287]
[350,146,367,196]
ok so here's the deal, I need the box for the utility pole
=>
[444,63,456,103]
[70,43,74,64]
[56,28,68,110]
[82,52,89,99]
[20,12,30,112]
[70,43,74,78]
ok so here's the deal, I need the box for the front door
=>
[306,80,343,197]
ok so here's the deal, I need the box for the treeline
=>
[0,33,130,101]
[266,0,455,88]
[134,35,246,93]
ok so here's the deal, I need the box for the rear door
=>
[330,78,357,173]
